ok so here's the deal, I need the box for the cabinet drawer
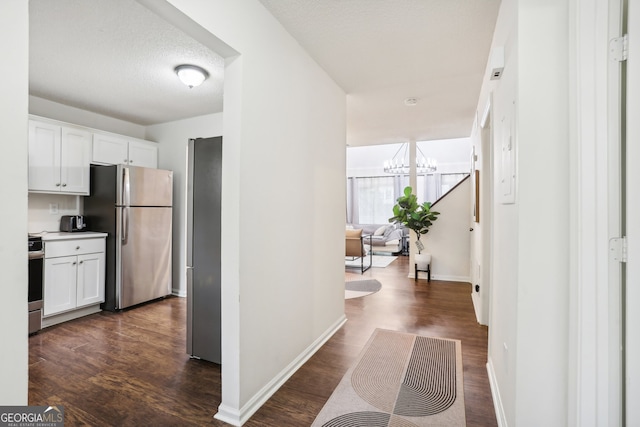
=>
[45,238,105,258]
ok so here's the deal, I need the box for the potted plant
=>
[388,186,440,267]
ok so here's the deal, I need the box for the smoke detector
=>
[404,98,419,106]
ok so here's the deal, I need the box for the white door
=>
[626,1,640,423]
[28,120,61,192]
[76,252,105,308]
[44,256,77,316]
[60,126,90,194]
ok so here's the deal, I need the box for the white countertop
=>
[33,231,108,241]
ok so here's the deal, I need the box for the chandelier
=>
[383,142,437,174]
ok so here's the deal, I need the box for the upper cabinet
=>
[28,120,91,195]
[92,134,158,168]
[27,116,160,195]
[127,139,158,168]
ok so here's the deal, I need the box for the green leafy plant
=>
[389,186,440,254]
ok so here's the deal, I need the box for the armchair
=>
[345,229,372,273]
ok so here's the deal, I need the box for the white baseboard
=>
[214,314,348,426]
[487,358,508,427]
[214,404,242,426]
[407,272,471,283]
[42,304,101,328]
[471,291,482,324]
[172,289,186,298]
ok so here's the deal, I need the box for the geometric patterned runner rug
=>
[311,329,465,426]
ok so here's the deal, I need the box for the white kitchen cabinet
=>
[28,120,91,194]
[44,255,77,316]
[127,139,158,168]
[43,236,105,317]
[91,133,128,165]
[76,252,105,307]
[92,133,158,168]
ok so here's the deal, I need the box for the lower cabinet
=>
[43,237,105,317]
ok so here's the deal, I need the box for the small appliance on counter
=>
[60,215,87,232]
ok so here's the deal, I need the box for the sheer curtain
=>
[346,175,408,224]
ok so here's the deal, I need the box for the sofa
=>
[346,223,406,255]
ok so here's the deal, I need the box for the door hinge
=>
[610,237,628,263]
[610,34,628,62]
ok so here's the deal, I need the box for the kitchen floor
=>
[29,256,496,426]
[29,296,219,425]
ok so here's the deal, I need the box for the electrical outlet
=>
[49,203,58,214]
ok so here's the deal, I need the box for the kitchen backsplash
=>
[28,193,82,234]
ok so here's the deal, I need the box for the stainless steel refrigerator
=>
[84,164,173,311]
[186,137,222,364]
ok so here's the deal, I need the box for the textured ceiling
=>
[258,0,501,146]
[29,0,500,144]
[29,0,225,126]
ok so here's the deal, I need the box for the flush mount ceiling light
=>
[175,64,209,88]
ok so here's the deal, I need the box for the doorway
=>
[478,103,493,326]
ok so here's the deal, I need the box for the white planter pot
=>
[415,252,431,270]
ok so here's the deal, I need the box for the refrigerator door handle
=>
[122,207,129,242]
[123,166,131,207]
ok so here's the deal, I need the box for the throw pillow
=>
[383,225,396,238]
[374,225,387,236]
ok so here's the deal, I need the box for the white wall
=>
[28,194,82,234]
[0,0,29,405]
[29,96,147,138]
[146,112,224,296]
[515,1,570,424]
[419,177,471,282]
[149,1,347,424]
[473,0,518,423]
[474,0,572,425]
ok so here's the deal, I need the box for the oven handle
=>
[28,250,44,260]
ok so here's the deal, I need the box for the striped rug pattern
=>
[312,329,465,427]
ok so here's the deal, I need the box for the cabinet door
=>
[28,121,61,192]
[60,127,91,194]
[76,252,105,308]
[92,133,128,165]
[44,256,77,316]
[128,140,158,168]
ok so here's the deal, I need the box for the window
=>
[356,176,395,224]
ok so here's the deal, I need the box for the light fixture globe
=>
[175,64,209,88]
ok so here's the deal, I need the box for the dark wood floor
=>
[29,256,497,426]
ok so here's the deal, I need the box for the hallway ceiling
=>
[29,0,501,145]
[258,0,501,146]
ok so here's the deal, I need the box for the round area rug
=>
[345,279,382,299]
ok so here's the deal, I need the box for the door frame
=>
[624,0,639,423]
[570,0,624,425]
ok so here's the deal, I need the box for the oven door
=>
[28,250,44,334]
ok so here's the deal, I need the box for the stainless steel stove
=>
[28,235,44,334]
